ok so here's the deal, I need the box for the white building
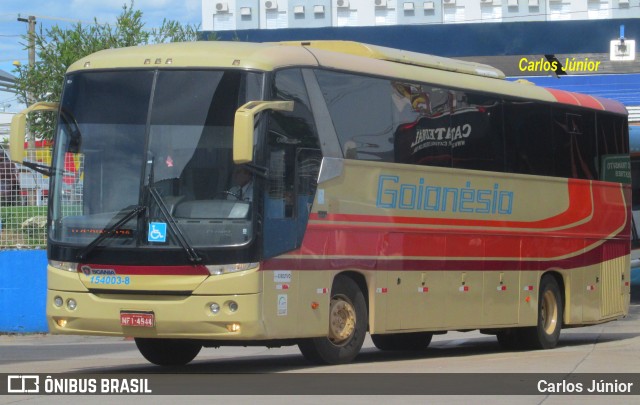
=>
[201,0,640,31]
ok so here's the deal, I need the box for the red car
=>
[0,145,21,206]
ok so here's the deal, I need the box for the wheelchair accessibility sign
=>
[148,222,167,243]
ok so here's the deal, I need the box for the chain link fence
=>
[1,144,49,248]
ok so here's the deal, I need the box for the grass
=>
[0,205,48,247]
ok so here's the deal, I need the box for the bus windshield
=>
[49,69,264,251]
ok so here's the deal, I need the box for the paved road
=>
[1,305,639,404]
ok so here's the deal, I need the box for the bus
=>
[10,41,631,366]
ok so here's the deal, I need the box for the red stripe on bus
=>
[546,88,627,115]
[571,93,605,111]
[262,239,628,272]
[547,88,581,107]
[593,96,628,115]
[79,264,210,276]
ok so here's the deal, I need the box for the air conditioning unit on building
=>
[618,0,629,5]
[240,7,252,16]
[480,0,493,4]
[337,0,350,8]
[423,1,435,10]
[375,0,388,7]
[265,1,278,10]
[443,0,456,5]
[528,0,539,6]
[314,5,326,14]
[403,2,415,11]
[508,0,519,6]
[215,2,229,12]
[294,5,305,14]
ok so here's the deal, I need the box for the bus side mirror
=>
[9,102,59,163]
[233,100,294,164]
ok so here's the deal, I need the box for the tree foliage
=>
[13,1,201,141]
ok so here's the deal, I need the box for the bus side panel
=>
[260,269,332,339]
[302,160,629,334]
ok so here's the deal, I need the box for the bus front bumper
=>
[46,289,266,340]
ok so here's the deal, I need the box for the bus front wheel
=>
[298,275,367,364]
[135,338,202,366]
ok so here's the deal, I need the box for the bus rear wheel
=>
[371,332,433,351]
[521,275,563,350]
[298,275,367,365]
[135,338,202,366]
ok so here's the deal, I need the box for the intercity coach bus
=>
[10,41,631,366]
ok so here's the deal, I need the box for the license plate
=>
[120,311,155,328]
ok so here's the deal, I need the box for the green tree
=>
[13,1,201,141]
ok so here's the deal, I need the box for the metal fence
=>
[0,145,49,248]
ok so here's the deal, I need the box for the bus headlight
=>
[205,262,258,276]
[49,261,78,272]
[209,303,220,314]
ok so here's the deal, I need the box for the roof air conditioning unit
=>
[423,1,435,10]
[404,2,415,11]
[375,0,388,7]
[337,0,350,8]
[265,1,278,10]
[215,2,229,12]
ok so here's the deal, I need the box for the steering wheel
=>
[220,190,241,200]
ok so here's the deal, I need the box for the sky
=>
[0,0,202,112]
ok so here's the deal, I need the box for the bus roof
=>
[67,40,627,116]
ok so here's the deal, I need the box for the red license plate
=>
[120,311,155,328]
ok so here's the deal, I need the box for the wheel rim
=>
[328,294,357,346]
[541,289,559,335]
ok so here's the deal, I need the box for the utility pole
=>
[18,15,38,205]
[17,16,36,158]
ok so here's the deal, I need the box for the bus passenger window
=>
[315,70,395,162]
[392,83,452,167]
[504,102,553,177]
[552,109,596,180]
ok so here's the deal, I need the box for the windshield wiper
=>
[148,187,202,263]
[77,205,146,261]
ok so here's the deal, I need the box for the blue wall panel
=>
[0,250,48,333]
[209,18,640,57]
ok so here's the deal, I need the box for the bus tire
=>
[521,275,563,350]
[135,338,202,366]
[298,275,367,365]
[372,332,433,351]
